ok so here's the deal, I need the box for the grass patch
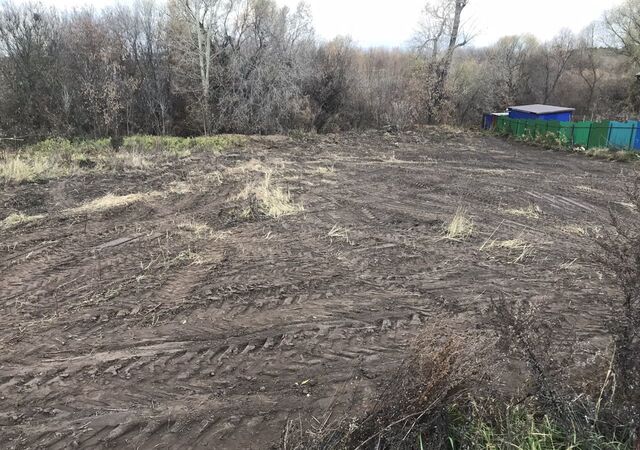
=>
[574,147,640,162]
[1,212,46,229]
[237,170,304,218]
[505,204,541,219]
[449,402,631,449]
[444,208,474,241]
[0,135,245,184]
[0,153,67,183]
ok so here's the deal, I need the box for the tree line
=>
[0,0,639,139]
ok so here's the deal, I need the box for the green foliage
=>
[447,402,632,450]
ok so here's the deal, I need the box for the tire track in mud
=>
[2,310,427,448]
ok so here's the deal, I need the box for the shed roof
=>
[508,104,575,114]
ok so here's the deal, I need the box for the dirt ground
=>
[0,128,635,449]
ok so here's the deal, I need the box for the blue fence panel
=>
[608,121,637,150]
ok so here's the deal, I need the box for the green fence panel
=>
[534,120,549,137]
[558,122,575,145]
[495,116,505,133]
[523,119,536,139]
[588,121,610,149]
[573,121,592,147]
[514,119,527,137]
[506,118,518,136]
[608,121,637,150]
[546,120,561,135]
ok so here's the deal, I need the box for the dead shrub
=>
[282,321,489,449]
[594,176,640,427]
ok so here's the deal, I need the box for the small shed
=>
[508,104,575,122]
[482,112,508,130]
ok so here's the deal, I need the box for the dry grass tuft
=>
[172,249,209,266]
[104,151,151,170]
[575,185,602,194]
[67,192,159,215]
[166,181,193,195]
[238,170,304,218]
[227,159,267,175]
[177,221,212,237]
[327,224,352,244]
[444,208,474,240]
[505,204,541,219]
[561,224,588,236]
[310,166,335,175]
[481,238,533,263]
[616,201,637,211]
[1,212,46,229]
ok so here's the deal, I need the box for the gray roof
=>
[508,104,575,114]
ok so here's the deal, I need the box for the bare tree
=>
[575,24,604,119]
[0,1,62,137]
[604,0,640,64]
[169,0,226,134]
[538,29,576,104]
[306,36,355,132]
[488,35,537,108]
[413,0,472,123]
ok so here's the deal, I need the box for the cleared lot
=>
[0,129,633,448]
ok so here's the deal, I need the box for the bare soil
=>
[0,129,634,449]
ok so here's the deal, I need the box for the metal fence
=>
[494,117,640,151]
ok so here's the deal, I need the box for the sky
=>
[32,0,625,48]
[277,0,626,48]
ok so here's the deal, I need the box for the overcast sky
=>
[34,0,625,48]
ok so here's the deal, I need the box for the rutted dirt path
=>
[0,129,633,449]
